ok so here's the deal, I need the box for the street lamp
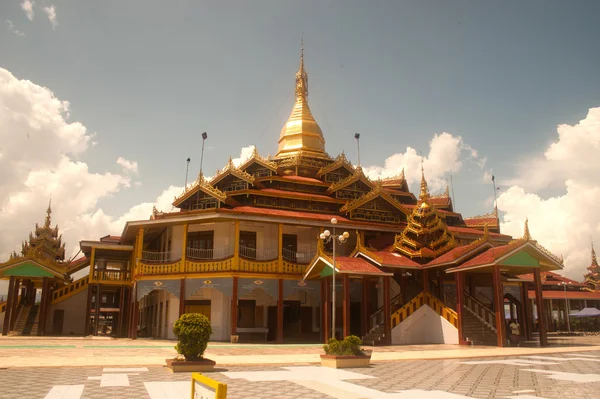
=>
[319,218,349,339]
[559,281,571,332]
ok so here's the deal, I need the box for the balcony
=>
[92,269,130,282]
[239,245,278,261]
[141,250,174,263]
[282,248,315,264]
[186,246,234,261]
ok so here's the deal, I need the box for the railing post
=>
[89,247,96,283]
[278,223,283,273]
[455,272,466,345]
[383,276,391,345]
[180,224,188,273]
[233,221,240,271]
[492,265,506,347]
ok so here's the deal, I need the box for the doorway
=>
[184,300,211,321]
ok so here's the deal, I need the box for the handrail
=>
[424,292,458,328]
[51,276,90,303]
[463,291,496,331]
[141,250,174,263]
[239,245,277,261]
[390,291,458,329]
[391,292,424,328]
[282,248,316,264]
[93,270,130,282]
[187,246,234,260]
[369,293,402,330]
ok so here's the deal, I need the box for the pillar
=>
[37,277,49,336]
[132,283,139,340]
[89,247,96,282]
[277,223,283,272]
[233,221,240,270]
[277,278,283,343]
[455,272,467,345]
[94,283,101,336]
[231,276,238,337]
[180,224,188,273]
[361,277,369,336]
[321,278,329,342]
[2,276,15,336]
[179,279,186,318]
[84,284,93,336]
[9,278,20,331]
[533,269,548,346]
[492,265,505,347]
[343,274,350,338]
[520,283,532,340]
[383,275,391,345]
[422,269,429,293]
[118,286,125,337]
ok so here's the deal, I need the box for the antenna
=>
[354,133,361,166]
[195,132,208,210]
[492,174,498,207]
[184,157,191,191]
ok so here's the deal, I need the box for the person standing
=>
[509,319,521,346]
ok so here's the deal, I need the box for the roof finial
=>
[483,223,489,239]
[295,35,308,100]
[419,160,430,203]
[523,218,531,240]
[45,198,52,228]
[592,240,598,266]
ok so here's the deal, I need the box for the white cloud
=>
[5,20,25,36]
[231,145,255,168]
[21,0,34,21]
[42,4,57,29]
[363,132,487,193]
[0,67,131,264]
[116,157,139,174]
[498,108,600,280]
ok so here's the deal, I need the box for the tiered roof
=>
[584,242,600,292]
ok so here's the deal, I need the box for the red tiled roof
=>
[66,256,89,272]
[367,235,396,250]
[527,290,600,300]
[448,241,526,271]
[373,249,421,268]
[517,271,586,287]
[249,188,337,201]
[465,217,499,226]
[429,197,451,206]
[448,225,509,238]
[280,175,324,184]
[425,241,490,267]
[335,257,391,275]
[100,235,121,242]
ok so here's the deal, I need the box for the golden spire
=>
[276,39,327,160]
[523,218,531,240]
[45,199,52,228]
[592,241,598,266]
[418,162,430,203]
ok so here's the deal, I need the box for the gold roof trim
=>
[465,206,499,220]
[339,183,409,214]
[172,173,227,206]
[328,166,371,193]
[381,168,406,184]
[211,157,256,186]
[239,147,278,172]
[317,152,354,177]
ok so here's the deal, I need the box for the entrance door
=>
[52,310,64,335]
[184,300,211,321]
[240,231,257,259]
[267,306,277,341]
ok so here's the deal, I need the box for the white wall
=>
[47,288,88,335]
[391,304,458,345]
[188,222,235,256]
[187,287,230,341]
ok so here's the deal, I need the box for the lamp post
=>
[195,132,208,209]
[559,281,571,332]
[319,218,349,339]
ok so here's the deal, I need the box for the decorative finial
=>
[295,36,308,100]
[44,198,52,228]
[592,241,598,266]
[523,218,531,240]
[483,223,489,239]
[418,161,430,203]
[252,146,259,157]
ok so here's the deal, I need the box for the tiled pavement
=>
[2,351,600,398]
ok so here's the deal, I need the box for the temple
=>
[1,45,596,346]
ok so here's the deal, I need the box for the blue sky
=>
[1,1,600,280]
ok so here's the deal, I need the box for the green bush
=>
[173,313,212,361]
[323,335,365,356]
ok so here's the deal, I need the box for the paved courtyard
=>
[2,350,600,398]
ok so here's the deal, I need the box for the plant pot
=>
[319,353,371,369]
[166,358,216,372]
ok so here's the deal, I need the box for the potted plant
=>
[166,313,216,372]
[320,335,372,368]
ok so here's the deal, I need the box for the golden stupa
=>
[276,42,327,159]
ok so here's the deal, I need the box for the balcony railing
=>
[282,248,315,264]
[141,250,174,263]
[93,269,130,282]
[186,246,234,260]
[239,245,278,261]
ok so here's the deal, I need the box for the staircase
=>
[9,305,40,336]
[361,293,402,346]
[52,276,90,304]
[362,324,386,346]
[462,291,498,346]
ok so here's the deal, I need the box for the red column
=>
[383,276,391,345]
[37,277,49,336]
[2,276,15,336]
[492,265,505,347]
[455,272,467,345]
[423,270,429,293]
[322,278,330,343]
[533,269,547,346]
[343,274,350,338]
[118,286,125,337]
[361,277,369,336]
[231,277,238,338]
[178,279,186,318]
[277,278,284,343]
[9,278,20,331]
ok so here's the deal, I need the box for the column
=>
[118,286,125,337]
[132,283,139,340]
[233,221,240,271]
[322,278,330,343]
[2,276,15,336]
[84,282,93,336]
[277,224,283,273]
[179,279,186,318]
[383,276,391,345]
[277,278,284,343]
[9,278,20,331]
[533,268,547,346]
[94,284,101,336]
[422,269,429,293]
[89,247,96,282]
[231,276,238,337]
[343,274,350,338]
[455,272,467,345]
[520,283,532,340]
[361,277,369,337]
[180,224,188,273]
[37,277,49,336]
[492,265,506,347]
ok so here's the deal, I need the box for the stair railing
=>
[463,291,497,331]
[369,293,402,330]
[424,292,458,328]
[391,292,425,328]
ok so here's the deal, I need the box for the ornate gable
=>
[584,242,600,292]
[327,166,374,198]
[339,183,409,223]
[238,147,278,178]
[172,173,227,209]
[317,152,355,183]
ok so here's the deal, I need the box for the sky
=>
[1,0,600,291]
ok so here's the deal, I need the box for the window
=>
[188,231,214,250]
[239,231,257,259]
